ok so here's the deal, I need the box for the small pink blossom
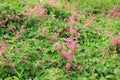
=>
[15,34,22,40]
[11,13,15,20]
[65,26,71,32]
[52,35,57,41]
[84,19,91,27]
[7,26,14,32]
[1,50,6,55]
[4,14,9,19]
[39,9,46,17]
[20,26,25,33]
[111,38,118,45]
[63,18,68,22]
[1,20,6,25]
[69,41,76,52]
[0,20,6,28]
[111,37,120,45]
[75,37,78,42]
[66,62,71,70]
[0,42,9,49]
[70,13,77,23]
[60,38,73,42]
[28,78,32,80]
[108,7,120,18]
[52,33,59,41]
[53,42,61,50]
[67,50,73,61]
[61,50,67,58]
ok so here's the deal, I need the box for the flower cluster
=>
[0,41,9,57]
[53,12,80,70]
[24,5,47,19]
[111,37,120,45]
[53,37,78,70]
[108,6,120,18]
[0,13,21,29]
[0,13,25,40]
[15,25,25,40]
[109,36,120,54]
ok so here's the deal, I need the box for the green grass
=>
[0,0,120,80]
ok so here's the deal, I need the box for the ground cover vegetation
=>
[0,0,120,80]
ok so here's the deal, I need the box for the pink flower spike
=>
[70,13,77,23]
[66,62,71,70]
[15,34,22,40]
[4,14,9,19]
[20,26,25,33]
[62,50,67,58]
[70,41,76,52]
[60,38,73,42]
[0,42,9,49]
[1,20,6,25]
[67,55,73,62]
[39,9,46,16]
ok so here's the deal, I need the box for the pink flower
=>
[65,26,71,32]
[28,78,32,80]
[63,18,68,22]
[0,42,9,49]
[70,41,76,52]
[111,38,118,45]
[66,62,71,70]
[111,37,120,45]
[1,20,6,25]
[84,19,91,27]
[4,14,9,19]
[52,33,59,41]
[67,50,73,61]
[60,38,73,42]
[53,42,61,50]
[1,50,6,55]
[52,35,57,41]
[20,26,25,33]
[15,34,22,40]
[70,13,77,23]
[39,9,46,16]
[7,26,14,32]
[11,13,15,20]
[108,8,120,17]
[61,50,67,58]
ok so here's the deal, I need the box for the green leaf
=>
[105,75,114,79]
[12,76,19,80]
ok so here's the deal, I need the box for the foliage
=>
[0,0,120,80]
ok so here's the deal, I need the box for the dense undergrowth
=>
[0,0,120,80]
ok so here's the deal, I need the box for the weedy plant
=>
[0,0,120,80]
